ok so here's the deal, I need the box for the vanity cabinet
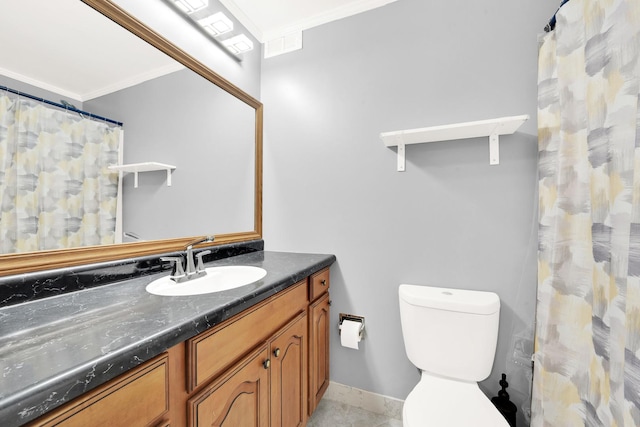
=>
[27,267,331,427]
[308,268,331,415]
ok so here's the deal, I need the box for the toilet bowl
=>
[398,284,509,427]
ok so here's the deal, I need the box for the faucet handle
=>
[160,256,185,278]
[195,250,212,273]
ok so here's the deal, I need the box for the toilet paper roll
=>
[340,319,362,350]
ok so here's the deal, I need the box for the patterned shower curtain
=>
[0,92,121,254]
[533,0,640,425]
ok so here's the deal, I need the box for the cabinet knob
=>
[263,359,271,369]
[273,348,281,358]
[321,279,327,286]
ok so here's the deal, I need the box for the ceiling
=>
[219,0,398,42]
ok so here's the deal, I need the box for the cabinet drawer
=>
[31,354,169,427]
[309,268,330,301]
[187,280,308,391]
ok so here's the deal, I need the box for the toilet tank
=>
[398,284,500,382]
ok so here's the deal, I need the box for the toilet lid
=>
[403,374,510,427]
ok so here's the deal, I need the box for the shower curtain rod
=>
[0,85,123,126]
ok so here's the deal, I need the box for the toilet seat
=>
[403,372,510,427]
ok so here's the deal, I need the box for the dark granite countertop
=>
[0,250,335,426]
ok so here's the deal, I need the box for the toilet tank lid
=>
[399,284,500,315]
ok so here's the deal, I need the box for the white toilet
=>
[398,284,509,427]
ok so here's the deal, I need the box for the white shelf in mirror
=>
[380,115,529,171]
[109,162,176,188]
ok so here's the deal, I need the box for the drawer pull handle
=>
[263,359,271,369]
[321,279,327,286]
[273,348,281,358]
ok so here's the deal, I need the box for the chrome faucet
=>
[161,235,214,283]
[184,235,214,278]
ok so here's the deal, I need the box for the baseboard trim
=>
[323,381,404,421]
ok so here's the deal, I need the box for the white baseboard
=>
[323,381,404,421]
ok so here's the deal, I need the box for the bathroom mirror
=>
[0,0,262,276]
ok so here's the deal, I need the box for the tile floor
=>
[308,398,403,427]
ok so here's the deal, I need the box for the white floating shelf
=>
[380,114,529,171]
[109,162,176,188]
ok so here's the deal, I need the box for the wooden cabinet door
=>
[308,292,330,415]
[188,345,270,427]
[270,312,308,427]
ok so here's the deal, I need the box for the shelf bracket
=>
[397,143,406,172]
[489,133,499,165]
[166,169,172,186]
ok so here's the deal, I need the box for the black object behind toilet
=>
[491,373,517,427]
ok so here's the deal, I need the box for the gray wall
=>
[261,0,558,424]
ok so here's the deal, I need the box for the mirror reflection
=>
[0,0,258,255]
[86,68,256,242]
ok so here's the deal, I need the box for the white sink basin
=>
[146,266,267,296]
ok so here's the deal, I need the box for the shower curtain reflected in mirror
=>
[533,0,640,425]
[0,92,121,254]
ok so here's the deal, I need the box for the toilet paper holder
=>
[338,313,365,340]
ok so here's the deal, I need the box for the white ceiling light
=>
[174,0,208,14]
[197,12,234,36]
[222,34,254,55]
